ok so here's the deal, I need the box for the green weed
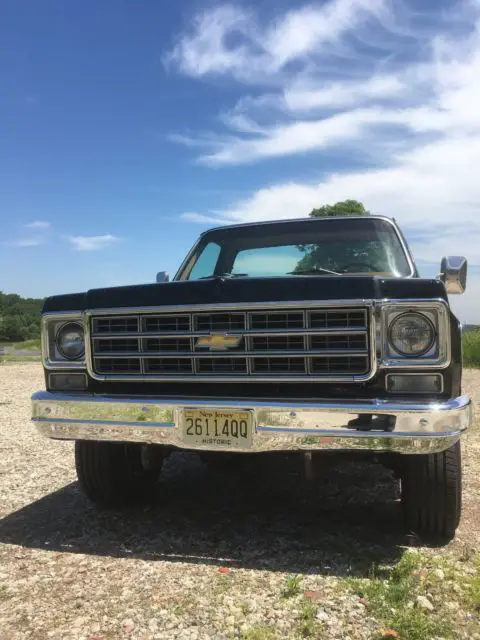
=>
[282,574,303,598]
[241,625,276,640]
[298,598,319,638]
[349,552,453,640]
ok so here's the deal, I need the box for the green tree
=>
[295,200,387,273]
[0,291,43,342]
[309,199,370,218]
[1,316,28,341]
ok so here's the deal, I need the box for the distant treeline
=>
[463,324,480,332]
[0,292,43,342]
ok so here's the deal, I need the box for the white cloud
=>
[197,107,409,165]
[8,238,45,247]
[68,234,120,251]
[283,75,406,111]
[186,134,480,257]
[5,221,51,247]
[182,212,228,224]
[168,0,480,167]
[168,0,389,84]
[24,220,50,229]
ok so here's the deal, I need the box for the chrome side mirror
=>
[439,256,467,294]
[156,271,169,283]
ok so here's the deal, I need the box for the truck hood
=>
[42,276,448,313]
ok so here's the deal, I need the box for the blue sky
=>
[1,0,479,321]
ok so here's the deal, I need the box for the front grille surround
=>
[86,302,375,382]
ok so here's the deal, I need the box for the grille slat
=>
[195,313,246,332]
[145,358,193,374]
[251,311,304,330]
[143,337,192,352]
[143,315,190,333]
[197,358,248,374]
[92,317,139,334]
[91,307,371,379]
[253,357,306,374]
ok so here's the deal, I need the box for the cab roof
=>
[201,215,394,236]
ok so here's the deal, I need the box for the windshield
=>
[179,218,413,280]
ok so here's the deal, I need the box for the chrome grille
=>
[89,306,371,381]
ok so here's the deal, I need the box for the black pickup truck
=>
[31,215,474,540]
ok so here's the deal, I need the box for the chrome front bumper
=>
[31,391,474,454]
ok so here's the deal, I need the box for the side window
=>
[187,242,221,280]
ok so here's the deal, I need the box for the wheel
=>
[401,441,462,540]
[75,441,164,507]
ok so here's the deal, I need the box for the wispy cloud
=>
[8,237,46,248]
[24,220,50,229]
[167,0,390,84]
[167,0,480,168]
[5,221,51,247]
[182,212,228,224]
[68,234,120,251]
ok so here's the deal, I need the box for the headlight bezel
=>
[42,313,86,369]
[380,300,450,369]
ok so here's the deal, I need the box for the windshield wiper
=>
[199,272,249,280]
[289,266,341,276]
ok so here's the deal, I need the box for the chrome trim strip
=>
[91,350,369,359]
[31,390,470,413]
[254,425,454,437]
[84,299,373,316]
[31,391,473,455]
[34,416,176,428]
[91,328,368,339]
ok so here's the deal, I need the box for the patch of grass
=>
[459,543,477,563]
[12,338,41,350]
[240,601,251,615]
[349,552,454,640]
[372,608,448,640]
[213,574,233,595]
[297,598,319,638]
[463,330,480,367]
[241,625,276,640]
[172,597,190,617]
[281,574,303,598]
[465,556,480,613]
[0,355,41,363]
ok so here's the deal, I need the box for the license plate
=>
[182,409,253,449]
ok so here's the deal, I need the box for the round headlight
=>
[389,312,435,356]
[56,322,85,360]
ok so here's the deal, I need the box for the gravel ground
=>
[0,364,478,640]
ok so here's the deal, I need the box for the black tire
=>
[401,441,462,541]
[75,441,164,507]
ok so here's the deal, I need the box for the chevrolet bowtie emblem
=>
[196,333,242,351]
